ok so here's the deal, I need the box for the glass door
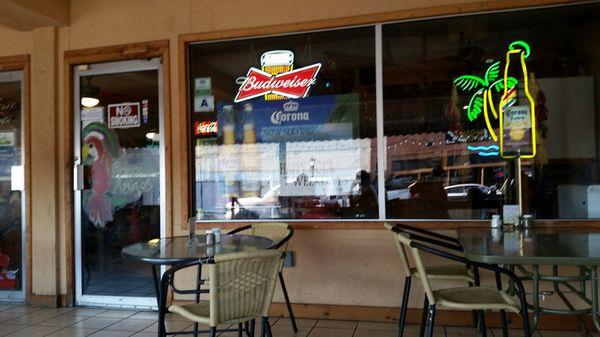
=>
[74,59,165,308]
[0,71,25,301]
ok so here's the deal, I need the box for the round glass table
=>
[122,234,275,265]
[122,234,275,336]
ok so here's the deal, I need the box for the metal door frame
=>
[73,58,166,309]
[0,70,25,302]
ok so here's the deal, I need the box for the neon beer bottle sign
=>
[453,40,536,159]
[234,50,321,103]
[499,41,536,159]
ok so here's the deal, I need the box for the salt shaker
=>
[212,227,222,243]
[206,230,215,245]
[491,214,502,228]
[523,214,533,229]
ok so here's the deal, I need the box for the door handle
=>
[74,164,84,191]
[10,165,24,191]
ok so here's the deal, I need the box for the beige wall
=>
[0,0,578,309]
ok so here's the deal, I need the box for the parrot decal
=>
[82,122,120,228]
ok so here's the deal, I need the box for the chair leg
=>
[468,282,478,329]
[209,327,217,337]
[521,303,532,337]
[238,323,243,337]
[398,276,412,337]
[426,304,436,337]
[278,272,298,333]
[419,297,429,337]
[500,310,508,337]
[260,316,268,337]
[495,270,508,337]
[262,316,273,337]
[249,319,255,337]
[477,311,487,337]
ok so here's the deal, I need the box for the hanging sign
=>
[234,50,321,103]
[108,102,141,129]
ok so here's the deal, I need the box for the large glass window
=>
[188,3,600,221]
[383,3,600,220]
[189,27,377,220]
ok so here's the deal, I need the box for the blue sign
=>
[217,94,358,143]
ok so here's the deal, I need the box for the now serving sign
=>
[108,102,141,129]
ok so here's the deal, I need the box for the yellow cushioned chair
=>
[385,223,475,337]
[391,226,531,337]
[229,222,298,333]
[168,250,282,337]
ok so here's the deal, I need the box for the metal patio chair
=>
[166,250,282,337]
[392,227,531,337]
[385,223,475,337]
[229,222,298,333]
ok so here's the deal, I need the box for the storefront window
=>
[188,3,600,221]
[382,3,600,219]
[189,27,378,220]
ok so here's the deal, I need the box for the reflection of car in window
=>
[444,183,503,210]
[225,185,281,219]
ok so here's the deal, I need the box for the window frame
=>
[179,0,597,227]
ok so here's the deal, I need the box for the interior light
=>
[81,76,100,108]
[145,132,158,141]
[81,97,100,108]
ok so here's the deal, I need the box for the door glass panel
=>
[0,73,23,294]
[78,69,160,298]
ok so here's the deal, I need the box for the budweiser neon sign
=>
[234,50,321,103]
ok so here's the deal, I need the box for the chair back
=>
[234,222,293,252]
[208,250,281,326]
[385,223,436,304]
[384,223,412,276]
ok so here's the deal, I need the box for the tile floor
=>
[0,303,594,337]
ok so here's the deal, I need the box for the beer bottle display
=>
[499,41,536,159]
[240,103,261,197]
[219,105,239,198]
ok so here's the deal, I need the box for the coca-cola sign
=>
[234,63,321,103]
[194,120,218,137]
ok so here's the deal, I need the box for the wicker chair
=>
[229,222,298,332]
[391,227,531,337]
[166,250,282,337]
[385,223,475,337]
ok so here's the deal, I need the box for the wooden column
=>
[30,26,59,306]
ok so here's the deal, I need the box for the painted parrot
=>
[82,123,120,229]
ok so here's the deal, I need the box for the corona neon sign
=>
[453,40,536,159]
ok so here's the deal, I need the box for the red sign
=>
[108,102,141,129]
[194,121,218,137]
[234,63,321,103]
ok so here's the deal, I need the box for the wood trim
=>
[178,33,190,227]
[176,0,588,232]
[179,0,583,44]
[0,55,32,304]
[29,294,60,307]
[64,40,169,66]
[63,40,171,306]
[166,301,594,331]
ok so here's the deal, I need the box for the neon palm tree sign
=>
[453,50,520,142]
